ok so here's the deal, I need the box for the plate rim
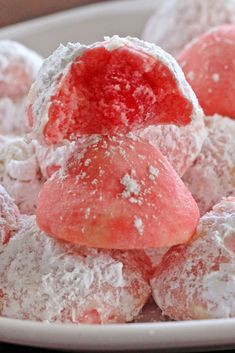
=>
[0,316,235,351]
[0,0,157,38]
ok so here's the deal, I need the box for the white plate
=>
[0,0,235,351]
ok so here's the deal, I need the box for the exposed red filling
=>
[44,45,193,144]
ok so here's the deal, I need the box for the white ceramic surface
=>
[0,0,235,351]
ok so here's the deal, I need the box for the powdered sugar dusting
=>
[30,35,202,146]
[149,166,159,181]
[137,110,206,177]
[134,216,144,236]
[121,173,141,199]
[0,137,44,214]
[142,0,235,56]
[0,215,150,323]
[183,114,235,215]
[151,197,235,320]
[211,73,220,82]
[35,140,76,179]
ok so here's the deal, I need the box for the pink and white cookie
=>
[0,40,43,135]
[28,36,202,145]
[142,0,235,57]
[178,25,235,119]
[183,114,235,215]
[151,197,235,320]
[0,215,151,324]
[36,134,199,250]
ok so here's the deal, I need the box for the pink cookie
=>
[142,0,235,57]
[183,114,235,215]
[0,185,19,247]
[36,135,199,250]
[137,111,206,177]
[179,25,235,119]
[151,197,235,320]
[28,36,201,145]
[1,137,44,214]
[0,40,43,135]
[0,215,151,323]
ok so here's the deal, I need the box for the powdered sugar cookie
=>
[28,36,201,145]
[0,40,43,134]
[142,0,235,57]
[183,115,235,215]
[36,134,199,249]
[179,25,235,119]
[0,215,151,323]
[151,197,235,320]
[34,141,76,179]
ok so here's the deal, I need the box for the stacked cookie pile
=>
[0,0,234,323]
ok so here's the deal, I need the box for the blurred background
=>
[0,0,149,56]
[0,0,109,27]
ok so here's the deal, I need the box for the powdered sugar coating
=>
[183,115,235,215]
[0,135,15,182]
[142,0,235,57]
[0,215,151,323]
[0,40,43,135]
[35,141,76,179]
[0,185,19,247]
[137,111,206,177]
[0,137,44,214]
[151,197,235,320]
[29,35,202,145]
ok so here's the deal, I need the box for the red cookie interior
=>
[44,45,193,144]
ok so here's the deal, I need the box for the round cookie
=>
[142,0,235,57]
[151,197,235,320]
[0,215,151,323]
[28,36,201,145]
[178,25,235,119]
[0,40,43,134]
[36,134,199,249]
[183,114,235,215]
